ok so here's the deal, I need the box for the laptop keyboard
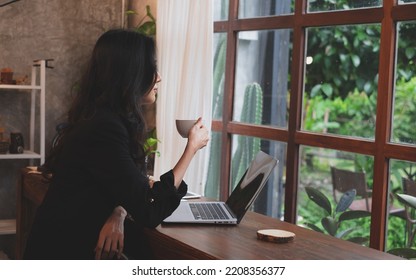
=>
[189,203,230,220]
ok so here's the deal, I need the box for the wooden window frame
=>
[213,0,416,251]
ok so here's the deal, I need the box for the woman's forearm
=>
[172,144,197,187]
[171,118,209,188]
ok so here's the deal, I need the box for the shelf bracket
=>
[33,59,54,69]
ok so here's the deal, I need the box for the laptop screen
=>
[225,151,277,223]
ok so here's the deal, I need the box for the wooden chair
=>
[402,177,416,197]
[401,178,416,247]
[330,166,372,211]
[330,166,405,216]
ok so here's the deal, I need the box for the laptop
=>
[163,150,278,224]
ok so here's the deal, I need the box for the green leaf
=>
[387,248,416,259]
[339,53,348,63]
[351,54,361,67]
[335,228,354,239]
[363,81,373,93]
[145,4,156,22]
[405,47,415,59]
[396,194,416,209]
[335,189,356,213]
[305,186,332,215]
[338,210,371,222]
[144,136,161,156]
[347,236,369,245]
[125,10,137,15]
[146,138,159,147]
[136,21,156,36]
[310,84,322,97]
[303,222,324,234]
[321,83,333,97]
[322,217,338,236]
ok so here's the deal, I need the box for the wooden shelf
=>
[0,150,42,160]
[0,84,41,90]
[0,219,16,235]
[0,60,46,165]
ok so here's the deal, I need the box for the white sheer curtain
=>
[154,0,213,195]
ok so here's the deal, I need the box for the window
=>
[210,0,416,254]
[308,0,381,12]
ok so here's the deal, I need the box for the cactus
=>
[204,36,263,197]
[231,82,263,188]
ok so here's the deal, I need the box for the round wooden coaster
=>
[257,229,295,243]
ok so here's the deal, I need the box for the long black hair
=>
[42,29,158,177]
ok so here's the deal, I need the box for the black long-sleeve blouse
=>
[24,107,187,259]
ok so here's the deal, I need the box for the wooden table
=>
[17,168,401,260]
[148,211,402,259]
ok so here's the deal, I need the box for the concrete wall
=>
[0,0,126,259]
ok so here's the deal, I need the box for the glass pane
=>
[386,159,416,257]
[239,0,293,18]
[391,21,416,145]
[212,33,227,121]
[298,146,373,247]
[308,0,381,12]
[399,0,416,3]
[234,29,292,128]
[231,135,287,219]
[303,24,380,139]
[204,131,223,199]
[214,0,229,21]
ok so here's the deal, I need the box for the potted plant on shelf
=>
[144,128,160,174]
[127,5,160,175]
[126,5,156,37]
[1,67,14,84]
[0,126,9,154]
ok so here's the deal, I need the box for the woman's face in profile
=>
[141,72,161,105]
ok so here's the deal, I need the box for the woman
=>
[23,29,209,259]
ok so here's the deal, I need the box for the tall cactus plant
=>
[204,36,263,197]
[231,82,263,188]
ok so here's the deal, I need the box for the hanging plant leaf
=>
[136,21,156,37]
[305,186,332,215]
[130,5,156,37]
[125,10,137,16]
[335,189,356,213]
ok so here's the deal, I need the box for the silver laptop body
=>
[163,151,278,224]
